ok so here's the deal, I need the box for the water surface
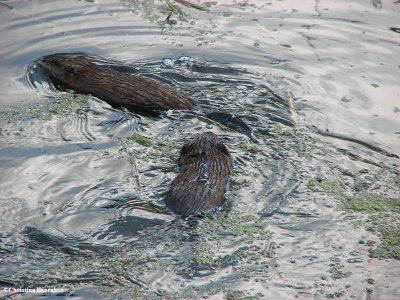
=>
[0,0,399,299]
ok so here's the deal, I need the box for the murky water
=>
[1,0,399,299]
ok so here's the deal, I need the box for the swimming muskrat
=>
[38,53,257,142]
[40,54,196,113]
[166,132,232,216]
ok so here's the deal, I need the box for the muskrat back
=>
[40,54,196,113]
[166,132,232,216]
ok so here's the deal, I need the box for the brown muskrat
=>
[166,132,232,216]
[40,54,196,113]
[38,53,258,143]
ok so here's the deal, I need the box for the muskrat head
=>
[166,132,232,216]
[40,54,92,84]
[179,132,230,165]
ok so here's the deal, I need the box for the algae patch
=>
[307,172,400,260]
[376,224,400,259]
[307,179,346,200]
[185,214,272,279]
[343,193,400,213]
[48,92,90,115]
[239,143,259,153]
[34,213,274,298]
[366,215,400,259]
[0,91,90,123]
[130,134,152,147]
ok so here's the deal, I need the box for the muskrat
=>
[40,54,196,113]
[166,132,232,216]
[38,53,257,142]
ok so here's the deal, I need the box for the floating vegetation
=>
[344,193,400,213]
[306,162,400,260]
[130,134,152,147]
[0,91,90,123]
[367,215,400,259]
[239,142,259,153]
[307,179,346,200]
[119,134,179,163]
[48,92,90,115]
[21,212,273,298]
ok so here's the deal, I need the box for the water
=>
[1,0,399,299]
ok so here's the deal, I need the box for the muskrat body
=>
[39,53,257,143]
[40,54,196,113]
[166,132,232,217]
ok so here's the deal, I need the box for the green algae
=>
[216,214,265,237]
[307,179,346,200]
[48,92,90,115]
[186,214,271,277]
[376,224,400,259]
[343,193,400,213]
[36,211,272,298]
[365,215,400,259]
[306,166,400,260]
[0,102,49,122]
[120,134,178,156]
[0,91,90,124]
[328,262,351,280]
[120,0,190,28]
[226,290,246,300]
[192,252,215,268]
[239,143,259,153]
[231,178,252,190]
[130,134,152,147]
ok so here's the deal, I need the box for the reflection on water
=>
[0,0,399,299]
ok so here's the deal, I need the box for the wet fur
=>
[40,54,196,113]
[166,132,232,217]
